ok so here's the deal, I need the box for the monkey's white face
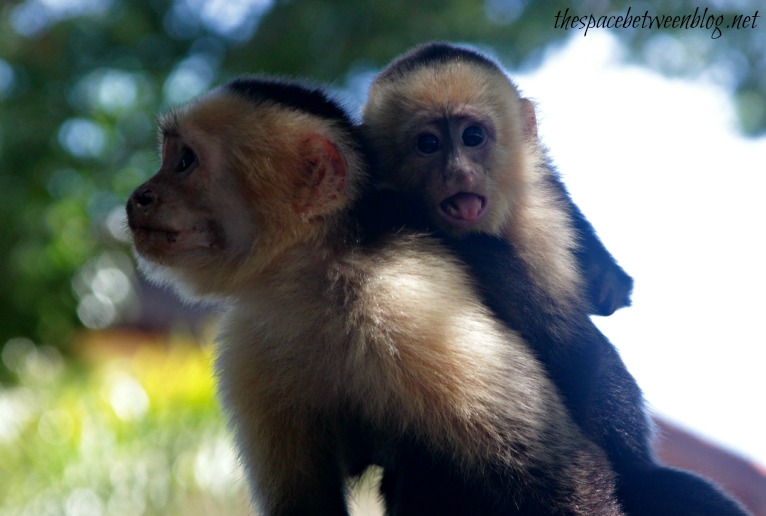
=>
[364,64,527,238]
[126,91,356,299]
[405,108,497,233]
[129,137,227,258]
[126,109,262,298]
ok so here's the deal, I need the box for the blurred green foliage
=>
[0,334,251,515]
[0,0,763,379]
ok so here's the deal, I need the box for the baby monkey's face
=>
[400,107,497,234]
[363,63,532,238]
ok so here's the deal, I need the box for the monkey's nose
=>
[133,188,155,207]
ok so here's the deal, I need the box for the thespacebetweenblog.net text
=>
[554,7,759,39]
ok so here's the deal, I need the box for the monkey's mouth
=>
[132,225,181,243]
[439,192,488,226]
[130,224,218,255]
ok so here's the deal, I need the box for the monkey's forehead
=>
[375,42,499,84]
[368,62,519,118]
[157,90,338,141]
[161,75,359,137]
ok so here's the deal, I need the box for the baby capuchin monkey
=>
[362,42,632,317]
[361,42,748,515]
[126,76,624,515]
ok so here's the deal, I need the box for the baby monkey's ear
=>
[292,133,348,219]
[520,98,538,140]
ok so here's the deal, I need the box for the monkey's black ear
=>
[293,133,348,217]
[520,98,538,140]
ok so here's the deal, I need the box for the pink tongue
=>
[448,193,483,220]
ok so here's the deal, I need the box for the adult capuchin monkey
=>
[126,76,624,515]
[361,42,748,515]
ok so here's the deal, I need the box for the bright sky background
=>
[513,31,766,466]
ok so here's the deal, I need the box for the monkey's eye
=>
[416,133,441,154]
[462,126,485,147]
[177,147,197,173]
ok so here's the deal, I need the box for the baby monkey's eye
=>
[177,147,197,173]
[462,125,485,147]
[416,133,440,154]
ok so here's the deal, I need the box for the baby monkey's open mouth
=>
[439,192,488,226]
